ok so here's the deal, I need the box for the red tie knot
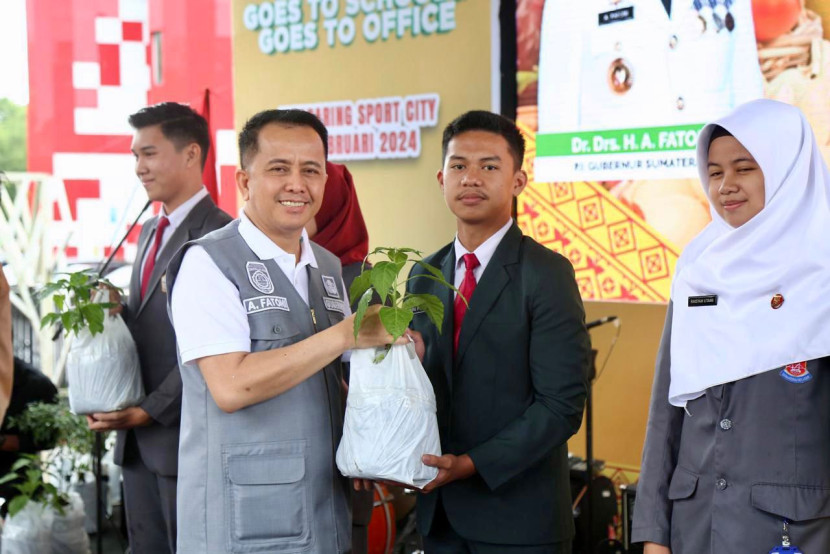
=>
[157,216,170,233]
[462,253,480,271]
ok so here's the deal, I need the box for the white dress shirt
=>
[139,186,209,277]
[452,218,513,294]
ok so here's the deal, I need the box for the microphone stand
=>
[585,347,598,554]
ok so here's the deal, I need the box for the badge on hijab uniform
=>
[769,519,803,553]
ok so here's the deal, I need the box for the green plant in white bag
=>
[37,269,120,336]
[349,247,462,361]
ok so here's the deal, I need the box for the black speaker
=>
[570,473,622,554]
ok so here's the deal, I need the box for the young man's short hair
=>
[128,102,211,169]
[442,110,526,171]
[238,109,329,169]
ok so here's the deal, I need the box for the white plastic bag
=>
[66,312,144,414]
[336,342,441,489]
[1,501,51,554]
[50,491,90,554]
[1,491,89,554]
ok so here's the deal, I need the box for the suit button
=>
[273,325,282,334]
[716,478,728,491]
[719,418,732,431]
[669,34,678,49]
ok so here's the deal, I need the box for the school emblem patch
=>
[780,361,812,384]
[246,261,274,294]
[321,275,340,298]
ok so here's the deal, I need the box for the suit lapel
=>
[438,247,455,391]
[135,197,212,317]
[455,224,521,365]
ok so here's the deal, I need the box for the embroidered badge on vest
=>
[780,361,812,384]
[246,261,274,294]
[321,275,340,298]
[324,297,346,315]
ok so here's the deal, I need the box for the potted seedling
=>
[0,400,93,553]
[336,247,461,489]
[38,269,144,414]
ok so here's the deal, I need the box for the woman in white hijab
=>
[631,99,830,553]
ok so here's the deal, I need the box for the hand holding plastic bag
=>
[66,313,144,415]
[336,342,441,489]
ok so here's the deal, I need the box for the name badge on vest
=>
[598,6,634,26]
[245,295,290,314]
[160,272,167,294]
[321,275,340,298]
[247,261,274,294]
[323,297,346,315]
[688,295,717,307]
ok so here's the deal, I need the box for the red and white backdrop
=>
[27,0,238,262]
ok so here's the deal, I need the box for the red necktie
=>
[453,253,480,356]
[140,216,170,299]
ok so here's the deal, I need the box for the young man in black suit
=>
[86,102,232,553]
[408,110,589,553]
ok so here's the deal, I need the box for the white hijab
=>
[668,99,830,407]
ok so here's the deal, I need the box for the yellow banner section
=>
[518,122,679,302]
[231,0,496,255]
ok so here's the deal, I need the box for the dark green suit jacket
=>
[408,223,589,545]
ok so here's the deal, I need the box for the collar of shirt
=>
[239,210,318,290]
[162,186,209,232]
[453,218,513,290]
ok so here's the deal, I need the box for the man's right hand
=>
[644,542,671,554]
[346,305,407,350]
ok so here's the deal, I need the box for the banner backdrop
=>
[232,0,500,256]
[518,0,830,302]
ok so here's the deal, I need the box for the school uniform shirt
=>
[632,304,830,552]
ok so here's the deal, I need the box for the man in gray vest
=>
[167,109,398,553]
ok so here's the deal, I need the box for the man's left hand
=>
[420,453,476,493]
[87,407,153,431]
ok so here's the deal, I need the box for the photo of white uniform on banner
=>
[536,0,765,181]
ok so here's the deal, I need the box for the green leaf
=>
[370,262,399,305]
[39,313,60,329]
[414,260,445,281]
[69,271,90,288]
[349,270,373,305]
[81,304,105,335]
[403,293,445,333]
[353,289,373,341]
[378,306,413,342]
[11,456,34,472]
[7,495,29,518]
[390,249,408,267]
[36,281,67,300]
[407,273,465,304]
[0,473,18,485]
[53,294,65,312]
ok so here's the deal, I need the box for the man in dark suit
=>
[407,110,589,553]
[87,102,232,553]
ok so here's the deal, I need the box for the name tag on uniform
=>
[688,295,717,307]
[411,307,426,315]
[598,6,634,26]
[323,297,346,315]
[245,295,290,314]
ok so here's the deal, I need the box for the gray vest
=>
[168,221,351,553]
